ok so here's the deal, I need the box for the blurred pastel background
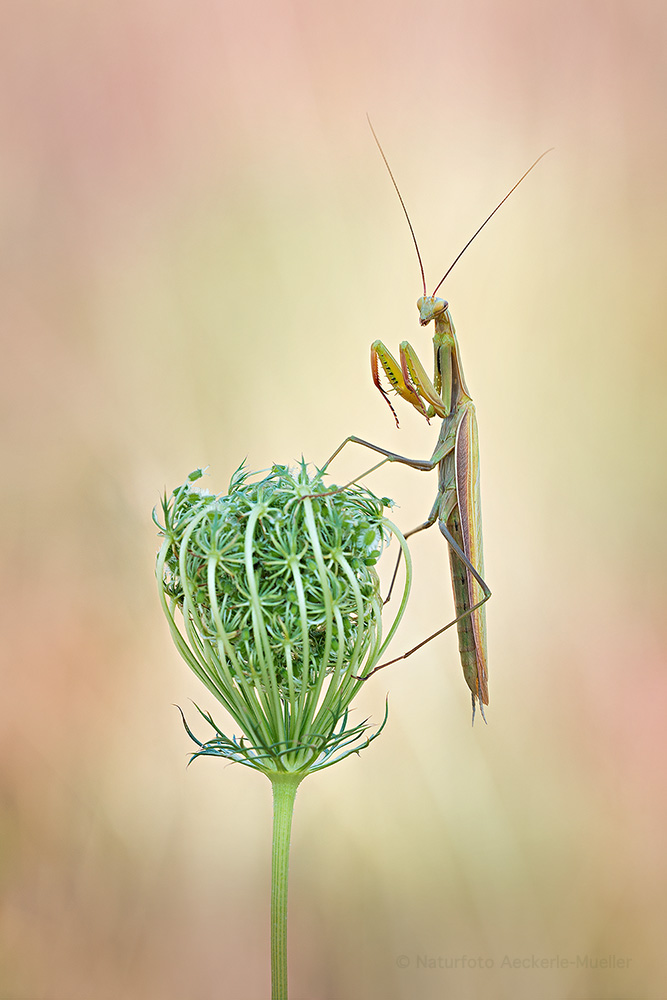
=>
[2,1,666,997]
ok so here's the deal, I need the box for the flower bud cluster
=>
[155,462,410,774]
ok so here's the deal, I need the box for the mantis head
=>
[417,295,448,327]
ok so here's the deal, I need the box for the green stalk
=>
[269,772,304,1000]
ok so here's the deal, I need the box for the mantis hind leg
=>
[372,520,490,667]
[437,516,491,724]
[364,509,491,725]
[437,516,491,609]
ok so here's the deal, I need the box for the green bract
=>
[154,462,410,778]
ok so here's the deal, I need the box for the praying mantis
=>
[322,125,550,721]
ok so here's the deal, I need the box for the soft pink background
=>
[2,1,666,997]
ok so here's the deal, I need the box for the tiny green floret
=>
[154,461,410,779]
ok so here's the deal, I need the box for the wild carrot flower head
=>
[155,462,410,778]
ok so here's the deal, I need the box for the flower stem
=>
[269,772,304,1000]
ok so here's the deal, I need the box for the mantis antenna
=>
[367,115,552,296]
[367,115,427,298]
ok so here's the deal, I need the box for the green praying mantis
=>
[322,125,550,722]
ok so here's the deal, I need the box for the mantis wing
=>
[452,402,489,707]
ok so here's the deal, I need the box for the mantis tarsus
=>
[323,125,550,722]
